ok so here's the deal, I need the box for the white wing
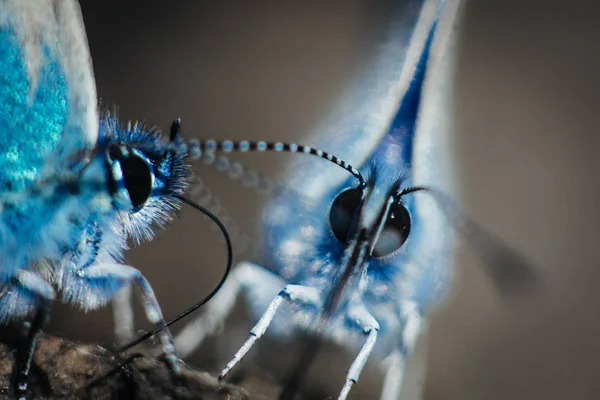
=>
[413,0,462,194]
[409,0,464,307]
[287,0,441,200]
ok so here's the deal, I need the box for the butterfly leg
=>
[380,351,405,400]
[60,263,179,372]
[338,304,380,400]
[174,261,284,358]
[3,270,56,400]
[219,281,323,380]
[379,301,424,400]
[112,285,134,345]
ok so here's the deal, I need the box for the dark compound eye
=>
[109,146,153,209]
[329,188,411,257]
[121,154,152,209]
[329,188,363,243]
[372,202,411,257]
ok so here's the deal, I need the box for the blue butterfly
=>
[172,1,463,399]
[0,1,195,397]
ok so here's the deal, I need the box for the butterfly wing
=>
[412,0,461,196]
[284,0,431,200]
[0,0,98,191]
[0,0,98,278]
[269,3,459,396]
[401,0,463,308]
[410,0,537,302]
[256,0,452,334]
[260,1,452,285]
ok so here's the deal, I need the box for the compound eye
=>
[372,202,411,257]
[114,149,152,209]
[329,188,363,243]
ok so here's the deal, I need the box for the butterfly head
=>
[330,167,412,268]
[88,114,191,243]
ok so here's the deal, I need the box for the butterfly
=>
[0,1,233,398]
[167,1,466,399]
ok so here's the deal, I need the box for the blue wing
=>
[285,0,436,200]
[412,0,461,193]
[400,0,463,306]
[0,0,98,278]
[0,0,98,192]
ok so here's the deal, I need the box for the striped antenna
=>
[168,119,366,187]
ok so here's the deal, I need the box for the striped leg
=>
[219,283,323,381]
[338,304,380,400]
[174,261,284,358]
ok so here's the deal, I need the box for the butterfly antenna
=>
[114,195,233,355]
[187,149,288,261]
[173,119,269,259]
[172,118,366,262]
[187,175,259,258]
[168,119,366,187]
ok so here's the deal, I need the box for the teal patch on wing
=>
[0,27,68,191]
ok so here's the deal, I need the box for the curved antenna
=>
[168,119,367,188]
[114,195,233,355]
[188,176,257,258]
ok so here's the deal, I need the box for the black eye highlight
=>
[372,201,411,258]
[329,188,363,244]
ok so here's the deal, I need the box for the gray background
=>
[46,1,600,399]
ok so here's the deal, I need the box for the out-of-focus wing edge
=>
[287,0,435,200]
[54,0,99,150]
[410,0,465,306]
[0,0,98,152]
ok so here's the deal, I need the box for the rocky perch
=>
[0,332,252,400]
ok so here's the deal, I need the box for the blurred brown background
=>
[46,1,600,399]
